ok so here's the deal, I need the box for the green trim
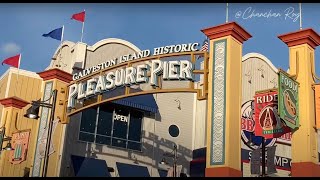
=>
[210,39,227,166]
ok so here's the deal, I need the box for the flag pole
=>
[81,9,85,42]
[226,3,229,23]
[14,53,21,96]
[61,25,64,43]
[54,25,65,69]
[58,25,65,69]
[299,3,302,30]
[18,53,21,69]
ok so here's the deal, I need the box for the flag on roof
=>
[1,54,21,68]
[200,38,209,52]
[197,38,209,60]
[71,10,85,23]
[42,26,64,41]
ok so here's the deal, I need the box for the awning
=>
[112,94,158,113]
[100,85,159,113]
[71,155,111,177]
[116,162,150,177]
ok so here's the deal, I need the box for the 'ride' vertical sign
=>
[254,89,290,139]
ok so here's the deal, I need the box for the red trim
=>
[201,21,252,43]
[206,167,242,177]
[242,160,250,163]
[278,28,320,49]
[275,140,291,146]
[292,162,320,176]
[37,68,73,83]
[190,157,206,164]
[0,96,29,109]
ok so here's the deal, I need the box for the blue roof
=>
[112,94,158,113]
[110,86,159,113]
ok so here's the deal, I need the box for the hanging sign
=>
[9,131,30,164]
[39,119,59,158]
[254,89,290,139]
[278,70,299,129]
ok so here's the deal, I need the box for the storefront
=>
[0,22,319,177]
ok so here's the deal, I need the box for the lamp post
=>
[260,137,266,177]
[24,89,58,177]
[160,144,178,177]
[0,127,14,151]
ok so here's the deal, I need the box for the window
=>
[96,104,113,145]
[78,104,144,151]
[79,107,97,142]
[168,124,180,137]
[127,109,143,151]
[113,108,129,140]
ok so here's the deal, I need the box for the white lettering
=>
[136,64,148,83]
[72,42,200,79]
[86,78,97,97]
[113,114,128,122]
[72,74,79,81]
[125,67,137,85]
[168,61,180,80]
[150,60,163,87]
[67,84,78,108]
[179,60,193,80]
[95,76,106,93]
[162,61,169,80]
[68,59,196,108]
[153,47,161,56]
[191,43,199,51]
[105,72,115,90]
[78,82,86,100]
[115,69,125,87]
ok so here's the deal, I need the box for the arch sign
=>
[66,42,209,115]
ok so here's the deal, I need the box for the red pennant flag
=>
[71,11,85,23]
[1,54,20,68]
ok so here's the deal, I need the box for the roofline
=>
[242,52,279,73]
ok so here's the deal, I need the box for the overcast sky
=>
[1,3,320,76]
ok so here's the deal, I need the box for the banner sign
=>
[250,148,261,175]
[254,90,290,139]
[241,100,277,149]
[241,148,291,171]
[266,146,277,174]
[39,119,59,158]
[9,131,30,164]
[278,70,299,129]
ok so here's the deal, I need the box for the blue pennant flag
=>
[42,27,63,41]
